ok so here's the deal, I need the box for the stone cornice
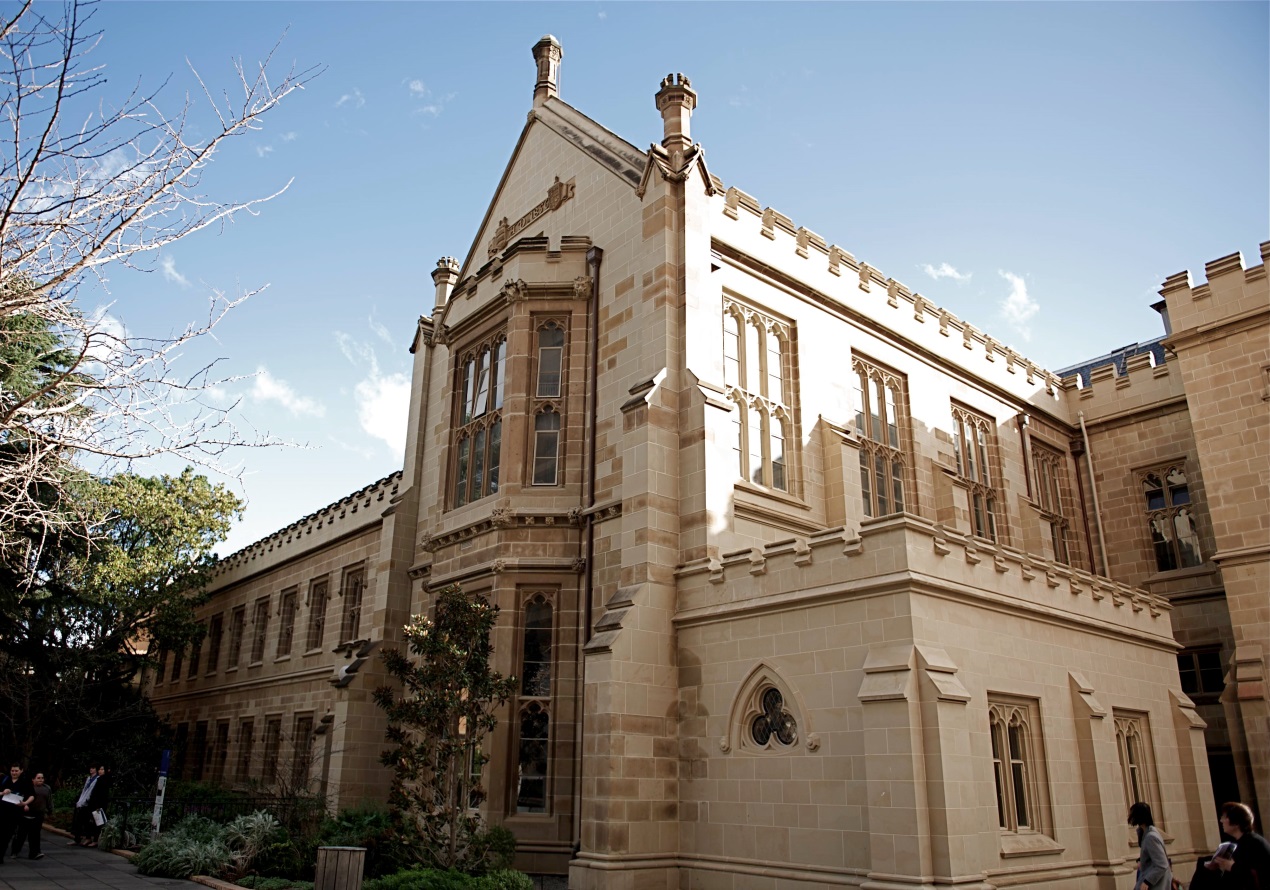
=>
[149,664,333,704]
[420,506,585,553]
[426,556,584,591]
[1163,304,1270,352]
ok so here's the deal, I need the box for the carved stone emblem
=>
[486,176,576,258]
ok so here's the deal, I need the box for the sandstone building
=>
[150,37,1269,889]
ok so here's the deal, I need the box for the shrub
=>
[97,817,139,852]
[135,810,288,880]
[475,826,516,874]
[316,806,406,877]
[362,869,477,890]
[236,877,315,890]
[473,870,533,890]
[222,811,287,879]
[135,833,232,879]
[359,868,532,890]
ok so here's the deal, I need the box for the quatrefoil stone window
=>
[751,688,797,748]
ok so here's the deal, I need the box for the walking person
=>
[9,771,50,859]
[85,763,111,847]
[0,764,34,865]
[69,765,97,846]
[1128,802,1172,890]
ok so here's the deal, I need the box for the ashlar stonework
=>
[151,36,1269,889]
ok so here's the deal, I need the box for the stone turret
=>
[655,72,697,156]
[531,35,562,106]
[431,256,459,312]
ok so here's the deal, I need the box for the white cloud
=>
[922,262,971,282]
[159,255,189,287]
[998,270,1040,341]
[205,385,234,405]
[354,372,410,457]
[255,144,275,158]
[336,329,410,456]
[335,87,365,110]
[368,315,395,346]
[598,10,607,19]
[250,367,326,417]
[83,310,127,366]
[280,131,298,142]
[404,79,454,118]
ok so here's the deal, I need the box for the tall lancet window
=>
[723,298,795,493]
[530,320,568,487]
[452,334,506,507]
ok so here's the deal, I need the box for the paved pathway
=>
[0,831,191,890]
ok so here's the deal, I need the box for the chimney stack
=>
[431,257,459,312]
[532,35,562,106]
[655,73,697,157]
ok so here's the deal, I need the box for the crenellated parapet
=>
[673,512,1171,638]
[713,185,1065,405]
[1057,342,1184,420]
[211,472,402,582]
[1159,241,1270,346]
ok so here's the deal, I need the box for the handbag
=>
[92,808,107,826]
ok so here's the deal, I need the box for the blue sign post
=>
[151,749,170,840]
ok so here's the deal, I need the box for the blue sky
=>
[81,2,1268,555]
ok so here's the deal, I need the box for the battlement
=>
[1159,241,1270,338]
[713,185,1066,406]
[673,513,1170,637]
[1057,344,1182,419]
[212,471,402,582]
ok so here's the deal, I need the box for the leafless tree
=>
[0,0,319,568]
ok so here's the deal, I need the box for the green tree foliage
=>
[374,585,517,873]
[0,466,241,785]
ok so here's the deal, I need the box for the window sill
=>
[274,655,292,664]
[1000,832,1064,858]
[733,479,808,510]
[247,661,264,669]
[303,648,323,657]
[225,666,239,674]
[1145,564,1213,583]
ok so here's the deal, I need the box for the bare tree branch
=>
[0,0,321,571]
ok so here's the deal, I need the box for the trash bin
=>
[315,845,366,890]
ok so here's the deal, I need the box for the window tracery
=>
[514,594,554,814]
[952,406,1002,541]
[452,334,506,507]
[725,664,812,755]
[530,320,568,487]
[852,357,910,517]
[1139,464,1201,571]
[723,299,795,493]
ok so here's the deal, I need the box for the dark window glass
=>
[521,601,553,697]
